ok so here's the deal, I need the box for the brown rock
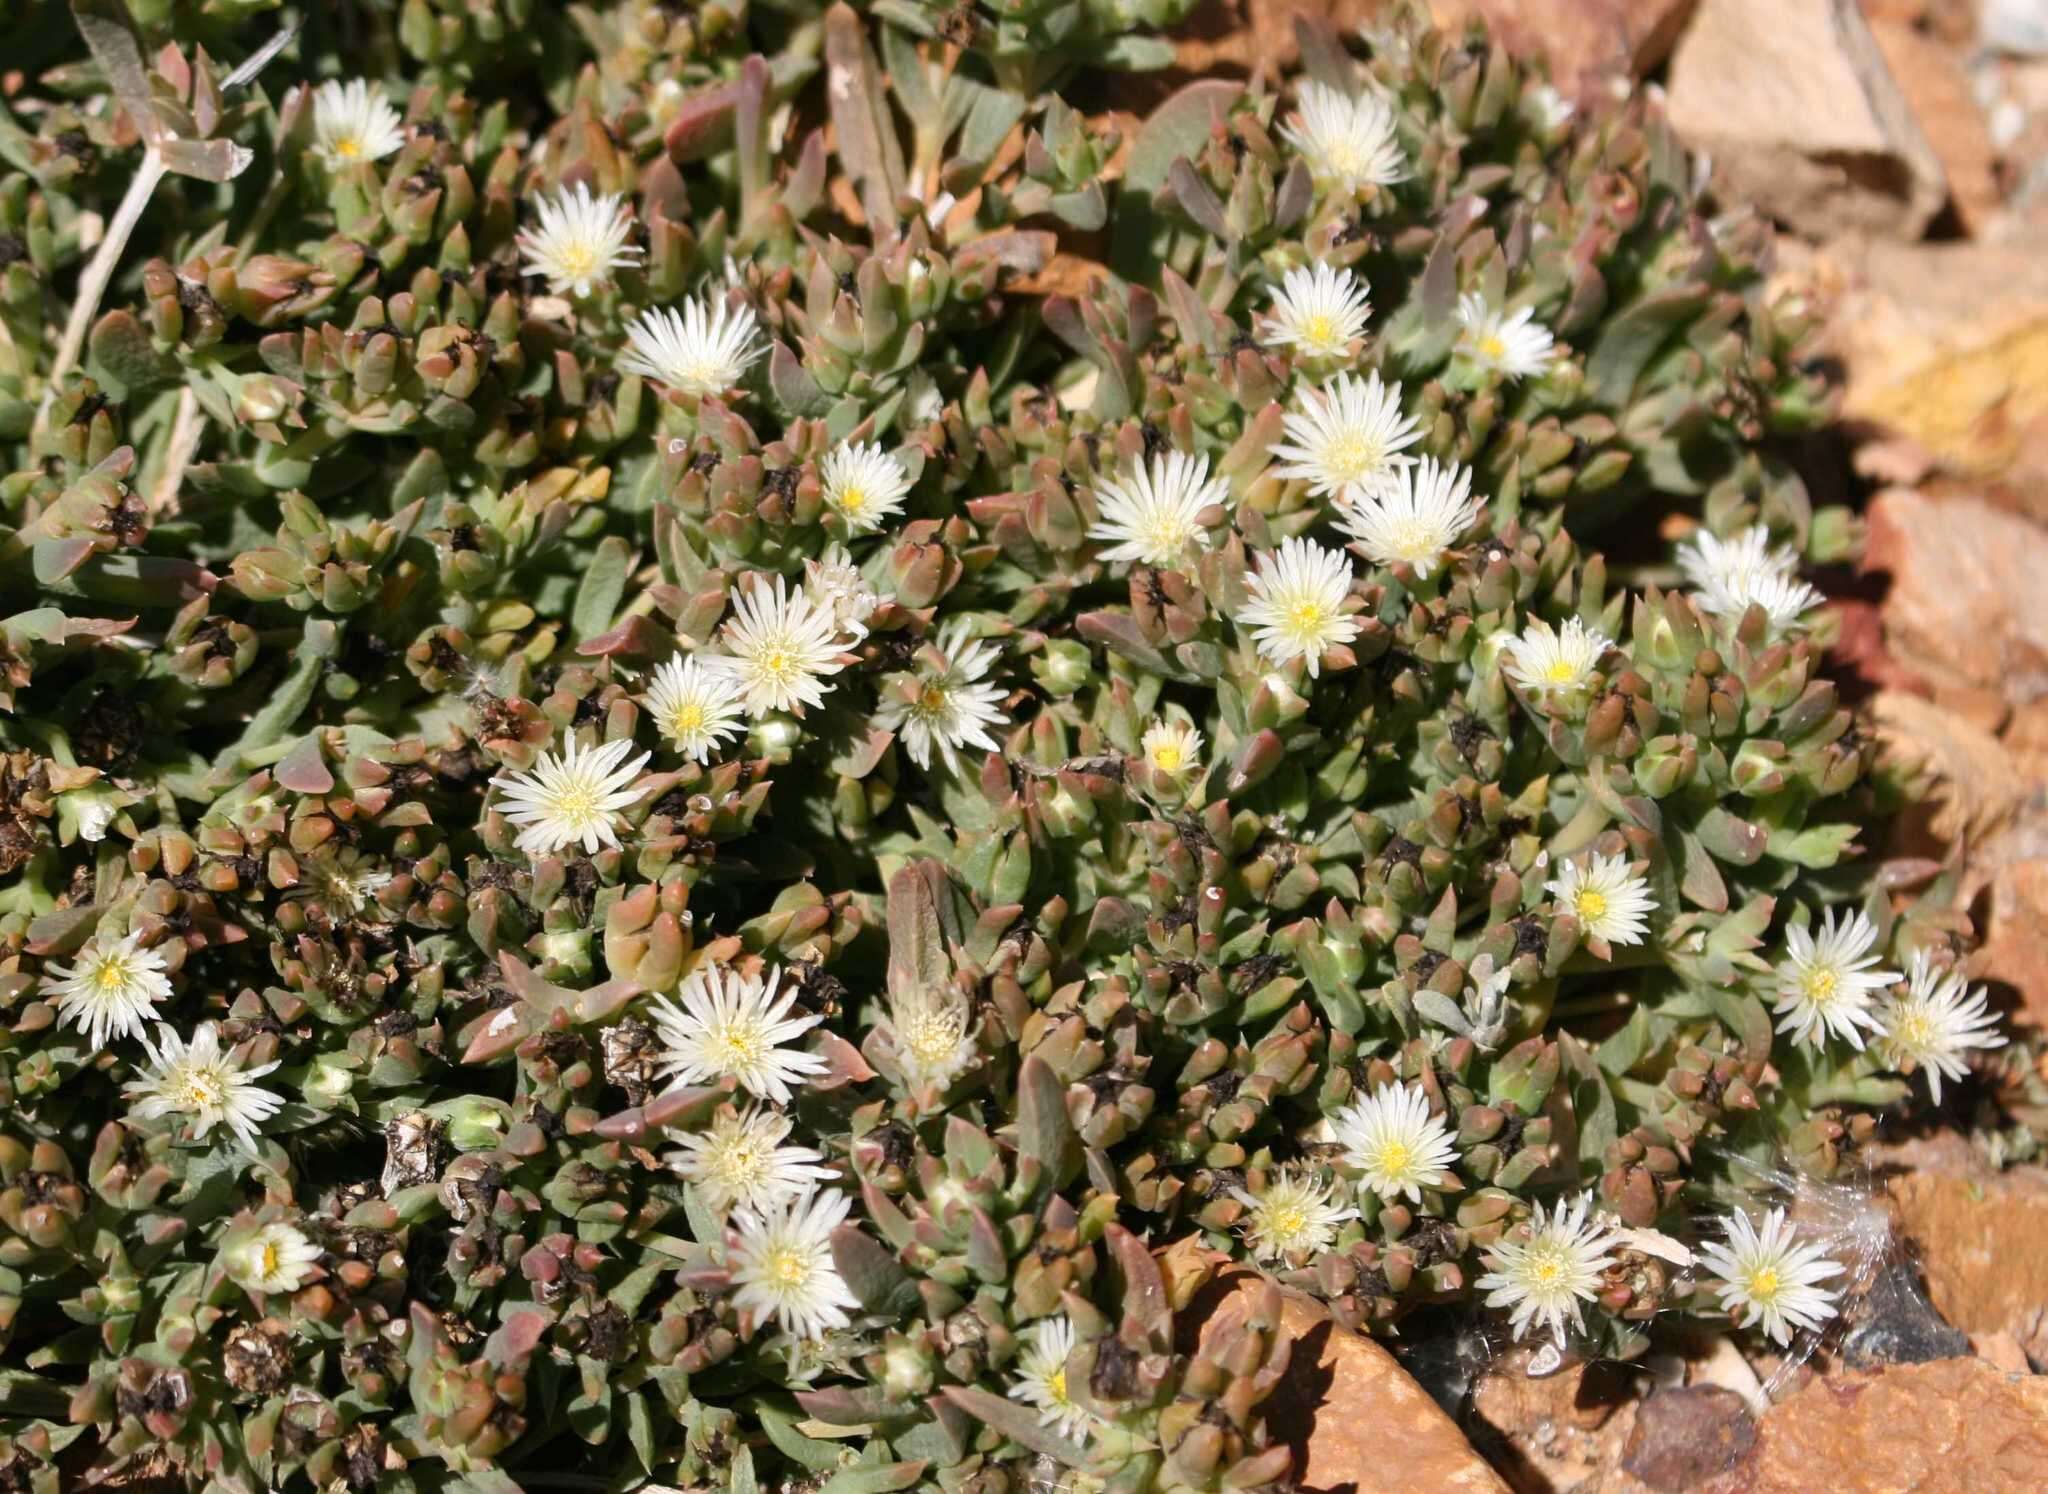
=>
[1884,1132,2048,1359]
[1867,19,2004,232]
[1621,1387,1757,1492]
[1185,1269,1508,1491]
[1974,1331,2035,1375]
[1428,0,1698,85]
[1972,855,2048,1023]
[1667,0,1947,240]
[1746,1358,2048,1490]
[1469,1351,1642,1491]
[1859,0,1981,44]
[1874,690,2029,844]
[1813,238,2048,494]
[1864,489,2048,699]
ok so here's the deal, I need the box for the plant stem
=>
[40,145,166,428]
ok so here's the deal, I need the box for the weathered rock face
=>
[1666,0,1946,239]
[1427,0,1697,85]
[1621,1386,1756,1492]
[1744,1357,2048,1490]
[1183,1267,1509,1491]
[1884,1133,2048,1367]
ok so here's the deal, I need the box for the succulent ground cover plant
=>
[0,0,2027,1489]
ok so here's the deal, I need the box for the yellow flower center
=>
[710,1022,766,1070]
[334,137,362,160]
[1575,889,1609,922]
[837,485,869,516]
[546,783,601,828]
[1151,744,1183,772]
[1268,1205,1307,1241]
[556,241,599,278]
[176,1067,228,1110]
[667,703,705,737]
[1530,1255,1565,1287]
[1325,432,1382,483]
[1301,312,1339,351]
[1895,1009,1934,1048]
[1748,1266,1780,1302]
[919,684,948,713]
[1287,601,1333,642]
[1375,1140,1413,1177]
[1544,658,1580,684]
[1802,967,1840,1007]
[769,1248,810,1289]
[261,1241,283,1276]
[1048,1368,1069,1404]
[92,956,133,992]
[756,647,793,684]
[1477,334,1507,362]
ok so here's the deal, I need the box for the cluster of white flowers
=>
[1677,526,1822,635]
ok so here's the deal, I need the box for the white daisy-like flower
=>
[804,544,884,642]
[709,574,847,718]
[648,964,829,1105]
[1087,450,1229,568]
[489,735,652,858]
[1336,456,1484,579]
[1261,262,1373,360]
[1502,616,1612,700]
[1330,1081,1460,1204]
[222,1222,322,1296]
[1269,371,1422,502]
[1676,527,1822,635]
[1237,537,1361,677]
[43,928,173,1049]
[1228,1169,1359,1262]
[820,442,913,533]
[667,1105,834,1216]
[1456,293,1557,381]
[1545,851,1655,949]
[1007,1317,1097,1443]
[883,985,978,1093]
[1141,719,1203,777]
[311,80,406,170]
[123,1022,284,1154]
[618,296,764,396]
[1700,1207,1845,1348]
[67,788,120,842]
[1279,81,1407,196]
[517,181,641,298]
[872,619,1009,773]
[727,1185,863,1341]
[645,654,747,764]
[1876,951,2006,1102]
[1476,1193,1619,1349]
[1770,907,1900,1052]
